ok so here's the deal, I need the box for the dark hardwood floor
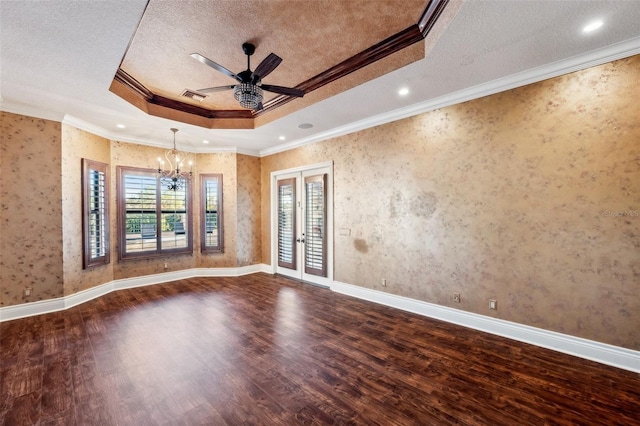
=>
[1,273,638,425]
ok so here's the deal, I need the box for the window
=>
[117,166,192,260]
[304,174,327,276]
[277,177,296,269]
[82,159,110,268]
[200,174,223,252]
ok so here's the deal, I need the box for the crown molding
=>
[259,35,640,157]
[61,114,261,155]
[110,0,447,126]
[4,36,638,159]
[0,101,66,123]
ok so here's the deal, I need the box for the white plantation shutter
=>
[117,166,192,260]
[201,174,224,253]
[277,178,296,269]
[304,174,327,277]
[82,159,110,268]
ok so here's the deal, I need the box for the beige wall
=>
[261,56,640,350]
[195,151,238,267]
[0,120,257,304]
[1,55,638,351]
[61,124,113,295]
[236,154,262,266]
[0,112,64,305]
[110,140,197,278]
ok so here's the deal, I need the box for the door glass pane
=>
[304,174,327,277]
[278,178,296,269]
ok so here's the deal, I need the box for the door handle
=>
[296,237,305,243]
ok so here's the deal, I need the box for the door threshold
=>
[274,273,330,289]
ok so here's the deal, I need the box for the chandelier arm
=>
[157,128,193,190]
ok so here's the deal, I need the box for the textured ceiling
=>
[116,0,433,127]
[123,1,424,106]
[1,1,639,154]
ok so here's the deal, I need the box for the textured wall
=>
[195,152,238,267]
[0,112,64,306]
[236,154,262,266]
[260,145,327,264]
[261,56,640,350]
[110,141,197,279]
[61,124,113,295]
[0,125,250,305]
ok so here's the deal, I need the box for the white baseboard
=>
[0,297,68,322]
[0,264,270,322]
[3,269,637,373]
[331,281,640,374]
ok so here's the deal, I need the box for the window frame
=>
[116,166,193,261]
[200,173,224,253]
[82,159,111,268]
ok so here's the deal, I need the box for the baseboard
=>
[4,270,636,373]
[0,297,68,322]
[331,281,640,373]
[192,263,269,277]
[0,264,270,322]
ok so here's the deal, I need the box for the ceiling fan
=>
[190,42,305,111]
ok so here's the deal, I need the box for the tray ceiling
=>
[2,1,639,154]
[112,0,442,129]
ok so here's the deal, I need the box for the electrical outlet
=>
[453,293,461,303]
[381,278,387,287]
[489,299,497,310]
[24,288,32,297]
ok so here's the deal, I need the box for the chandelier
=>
[233,83,263,109]
[157,128,193,191]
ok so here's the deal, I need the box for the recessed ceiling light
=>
[278,136,286,141]
[116,124,125,129]
[298,123,314,129]
[202,140,209,144]
[398,87,410,96]
[583,20,603,33]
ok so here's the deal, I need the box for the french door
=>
[272,162,333,287]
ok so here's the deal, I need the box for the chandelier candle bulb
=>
[157,128,193,191]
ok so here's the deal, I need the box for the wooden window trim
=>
[200,174,224,253]
[116,166,193,261]
[82,159,110,268]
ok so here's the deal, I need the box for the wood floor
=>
[1,274,638,425]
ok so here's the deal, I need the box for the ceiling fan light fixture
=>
[234,83,263,109]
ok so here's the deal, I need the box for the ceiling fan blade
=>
[252,53,282,83]
[196,85,236,94]
[190,53,242,82]
[261,84,304,98]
